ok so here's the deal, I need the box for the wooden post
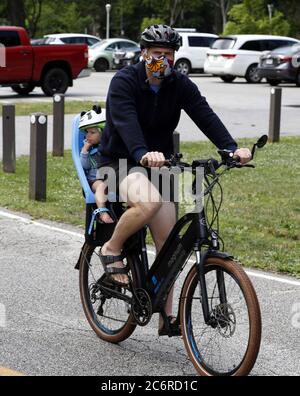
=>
[53,94,65,156]
[269,87,282,143]
[29,113,47,201]
[2,105,16,173]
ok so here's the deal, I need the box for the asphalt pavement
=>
[0,72,300,160]
[0,208,299,376]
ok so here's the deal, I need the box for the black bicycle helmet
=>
[140,25,181,51]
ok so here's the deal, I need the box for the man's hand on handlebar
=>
[233,148,252,165]
[140,152,166,168]
[140,147,252,169]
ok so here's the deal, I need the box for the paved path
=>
[0,209,299,376]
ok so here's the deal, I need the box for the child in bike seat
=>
[79,106,114,224]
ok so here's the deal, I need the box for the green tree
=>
[6,0,26,27]
[224,0,290,36]
[210,0,240,32]
[34,1,93,37]
[141,0,219,33]
[1,0,299,40]
[275,0,300,38]
[140,17,165,33]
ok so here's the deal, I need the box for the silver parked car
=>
[88,38,139,71]
[113,46,141,69]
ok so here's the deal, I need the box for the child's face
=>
[86,127,101,145]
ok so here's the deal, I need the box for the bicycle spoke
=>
[181,259,261,376]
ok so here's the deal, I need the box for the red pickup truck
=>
[0,26,90,96]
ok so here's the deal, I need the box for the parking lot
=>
[0,71,299,146]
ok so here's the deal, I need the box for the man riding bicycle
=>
[96,24,252,335]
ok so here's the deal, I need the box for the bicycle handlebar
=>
[141,133,268,173]
[142,154,254,174]
[165,152,255,173]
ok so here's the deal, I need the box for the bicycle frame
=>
[132,205,231,325]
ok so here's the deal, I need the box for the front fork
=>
[195,248,228,325]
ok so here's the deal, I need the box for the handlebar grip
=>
[140,158,170,167]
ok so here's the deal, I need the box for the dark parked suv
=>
[258,44,300,86]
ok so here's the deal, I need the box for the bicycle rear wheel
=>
[79,243,139,343]
[180,257,261,376]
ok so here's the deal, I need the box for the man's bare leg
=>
[101,172,162,284]
[148,202,177,330]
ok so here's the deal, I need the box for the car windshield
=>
[91,39,109,49]
[212,38,236,50]
[44,37,57,44]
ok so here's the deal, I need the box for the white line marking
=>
[146,249,300,287]
[0,210,84,240]
[1,210,299,286]
[244,271,300,287]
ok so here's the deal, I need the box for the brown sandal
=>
[99,248,129,287]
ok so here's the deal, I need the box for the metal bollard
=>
[2,104,16,173]
[269,87,282,143]
[29,113,47,201]
[53,94,65,156]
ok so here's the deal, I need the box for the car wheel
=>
[245,64,262,83]
[94,58,109,72]
[11,83,35,95]
[220,75,236,83]
[266,78,280,86]
[41,68,69,96]
[175,59,191,75]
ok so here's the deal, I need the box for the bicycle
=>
[75,135,267,376]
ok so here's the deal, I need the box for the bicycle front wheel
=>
[79,243,139,344]
[180,257,261,376]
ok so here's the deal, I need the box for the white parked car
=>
[204,34,299,83]
[44,33,101,47]
[174,30,218,75]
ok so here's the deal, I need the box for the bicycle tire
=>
[180,257,261,376]
[79,242,139,343]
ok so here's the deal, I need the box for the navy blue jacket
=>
[99,61,237,165]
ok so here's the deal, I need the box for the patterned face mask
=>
[145,52,174,79]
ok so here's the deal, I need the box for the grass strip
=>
[0,101,106,116]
